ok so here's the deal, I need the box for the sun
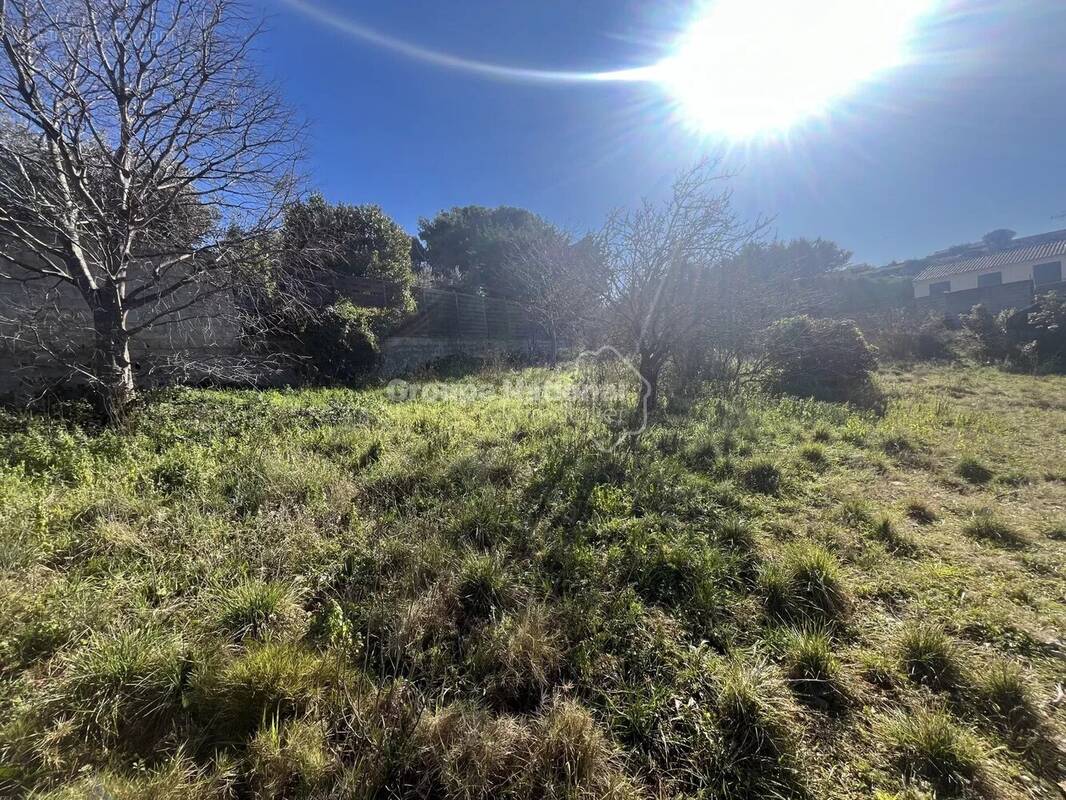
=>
[655,0,937,138]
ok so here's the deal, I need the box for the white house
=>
[913,236,1066,313]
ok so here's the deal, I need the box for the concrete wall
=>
[0,268,552,399]
[0,274,275,399]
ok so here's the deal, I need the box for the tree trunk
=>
[91,293,135,422]
[638,350,661,416]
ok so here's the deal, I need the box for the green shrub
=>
[269,195,415,380]
[871,313,955,363]
[962,304,1009,362]
[898,624,961,690]
[1023,291,1066,370]
[764,316,878,403]
[888,709,986,797]
[962,293,1066,370]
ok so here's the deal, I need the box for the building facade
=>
[913,236,1066,314]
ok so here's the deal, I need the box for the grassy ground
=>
[0,364,1063,799]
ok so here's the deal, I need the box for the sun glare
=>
[656,0,936,138]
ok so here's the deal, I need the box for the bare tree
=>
[0,0,301,417]
[600,160,761,413]
[507,227,605,364]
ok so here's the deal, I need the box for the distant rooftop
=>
[914,230,1066,282]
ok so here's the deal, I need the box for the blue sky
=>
[253,1,1066,266]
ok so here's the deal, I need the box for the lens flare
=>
[655,0,937,137]
[281,0,937,138]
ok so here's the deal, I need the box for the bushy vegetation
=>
[863,311,957,363]
[963,293,1066,372]
[269,194,417,380]
[0,363,1064,798]
[764,315,878,403]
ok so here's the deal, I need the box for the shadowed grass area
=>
[0,364,1064,798]
[962,510,1027,547]
[956,457,994,485]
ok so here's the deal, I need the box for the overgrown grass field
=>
[1,365,1063,799]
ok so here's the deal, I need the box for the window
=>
[928,281,951,295]
[977,272,1002,287]
[1033,261,1062,286]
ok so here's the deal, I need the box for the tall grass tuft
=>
[897,623,962,690]
[888,709,987,797]
[974,660,1042,736]
[469,606,563,710]
[873,516,918,555]
[456,551,516,624]
[763,542,850,623]
[247,717,333,798]
[740,459,781,495]
[54,627,186,742]
[712,658,801,797]
[955,457,994,485]
[784,628,850,710]
[191,642,331,734]
[211,578,302,642]
[905,499,937,525]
